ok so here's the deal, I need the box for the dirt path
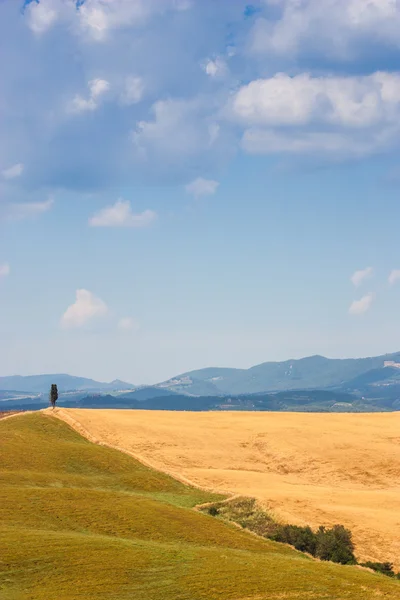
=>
[0,410,32,421]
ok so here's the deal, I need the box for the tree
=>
[49,384,58,409]
[315,525,356,565]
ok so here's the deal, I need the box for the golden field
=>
[4,412,400,599]
[59,408,400,569]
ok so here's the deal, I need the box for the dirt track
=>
[57,408,400,568]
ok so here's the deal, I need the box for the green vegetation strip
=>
[201,497,400,577]
[1,413,399,600]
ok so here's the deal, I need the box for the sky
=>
[2,0,400,384]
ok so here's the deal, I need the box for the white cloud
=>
[118,317,140,331]
[3,197,54,221]
[26,0,189,40]
[389,269,400,285]
[89,199,157,227]
[185,177,219,198]
[204,57,227,78]
[241,129,380,157]
[0,263,10,278]
[120,76,145,105]
[349,292,374,315]
[61,289,108,329]
[231,72,400,156]
[351,266,374,287]
[89,78,110,99]
[252,0,400,59]
[232,72,400,128]
[2,163,24,180]
[27,0,58,34]
[77,0,190,40]
[132,98,226,170]
[70,78,110,113]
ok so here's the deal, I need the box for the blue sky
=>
[2,0,400,384]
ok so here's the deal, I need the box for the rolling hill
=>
[59,408,400,571]
[1,412,399,600]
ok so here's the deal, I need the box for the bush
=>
[360,562,397,578]
[208,506,219,517]
[203,498,358,567]
[267,523,356,565]
[269,524,317,556]
[315,525,356,565]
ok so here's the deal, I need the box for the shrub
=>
[203,498,357,567]
[208,506,219,517]
[361,562,397,578]
[315,525,356,565]
[269,524,317,556]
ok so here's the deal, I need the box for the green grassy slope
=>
[1,414,399,600]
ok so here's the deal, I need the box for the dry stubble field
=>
[59,409,400,569]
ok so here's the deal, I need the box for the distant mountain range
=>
[2,352,400,412]
[0,374,135,394]
[157,352,400,396]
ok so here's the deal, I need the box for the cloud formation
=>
[232,72,400,156]
[61,289,108,328]
[27,0,190,40]
[2,163,24,180]
[251,0,400,60]
[351,266,373,287]
[70,78,110,113]
[349,292,374,315]
[388,269,400,285]
[0,263,10,278]
[89,200,157,227]
[5,0,400,205]
[203,57,227,78]
[2,198,54,222]
[185,177,219,198]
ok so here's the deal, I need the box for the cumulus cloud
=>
[252,0,400,59]
[61,289,108,328]
[2,163,24,180]
[27,0,191,40]
[0,263,10,278]
[70,78,110,113]
[351,266,374,287]
[27,0,59,34]
[388,269,400,285]
[231,72,400,155]
[78,0,166,40]
[89,199,157,227]
[11,0,400,198]
[233,72,400,127]
[185,177,219,198]
[118,317,140,331]
[2,197,54,221]
[349,292,374,315]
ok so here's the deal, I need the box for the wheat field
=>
[4,412,400,599]
[58,409,400,569]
